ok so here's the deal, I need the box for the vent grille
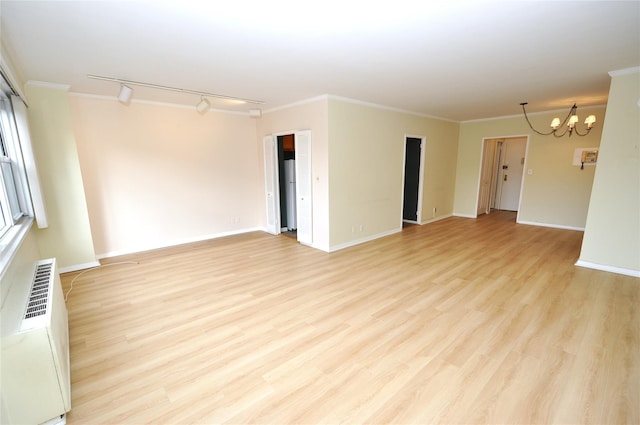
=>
[24,262,53,319]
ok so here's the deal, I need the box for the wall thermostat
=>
[573,147,599,170]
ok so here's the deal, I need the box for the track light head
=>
[118,84,133,104]
[196,97,211,114]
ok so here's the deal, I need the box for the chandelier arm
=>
[557,105,576,129]
[572,126,591,137]
[552,127,569,137]
[520,102,594,138]
[520,103,554,136]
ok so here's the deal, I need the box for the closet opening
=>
[277,134,297,239]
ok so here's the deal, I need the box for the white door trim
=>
[263,135,280,235]
[475,134,529,218]
[294,130,312,245]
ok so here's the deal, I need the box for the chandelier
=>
[520,102,596,137]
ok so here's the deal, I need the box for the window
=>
[0,75,32,239]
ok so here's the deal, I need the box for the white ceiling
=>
[1,0,638,121]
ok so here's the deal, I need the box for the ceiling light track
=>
[87,74,264,105]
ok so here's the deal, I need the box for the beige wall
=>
[327,99,459,249]
[25,84,97,270]
[256,98,330,251]
[579,69,640,274]
[69,95,262,258]
[455,106,605,229]
[255,97,459,251]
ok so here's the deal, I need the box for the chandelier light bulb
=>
[568,114,579,128]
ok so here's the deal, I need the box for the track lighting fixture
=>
[117,84,133,104]
[88,75,264,111]
[520,102,596,137]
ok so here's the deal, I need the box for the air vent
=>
[24,261,53,320]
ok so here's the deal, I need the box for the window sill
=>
[0,217,34,282]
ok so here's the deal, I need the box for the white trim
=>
[514,136,530,223]
[25,80,70,91]
[462,105,607,124]
[95,227,262,260]
[263,135,281,236]
[327,95,456,122]
[263,95,330,114]
[420,213,453,225]
[263,94,456,122]
[608,66,640,77]
[0,217,33,283]
[474,139,486,216]
[294,130,313,245]
[58,261,101,274]
[11,96,48,228]
[453,213,477,219]
[328,228,401,252]
[451,214,586,231]
[479,133,531,141]
[0,53,28,105]
[575,260,640,278]
[516,220,584,231]
[474,135,529,219]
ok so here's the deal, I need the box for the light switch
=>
[527,169,533,175]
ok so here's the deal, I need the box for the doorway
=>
[278,134,296,238]
[477,136,527,216]
[402,136,425,225]
[263,131,313,245]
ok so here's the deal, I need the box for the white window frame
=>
[0,77,32,239]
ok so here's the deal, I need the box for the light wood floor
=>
[61,211,639,424]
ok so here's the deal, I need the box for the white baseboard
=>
[575,260,640,278]
[452,213,477,219]
[517,220,584,231]
[96,227,262,260]
[59,261,101,274]
[328,228,402,252]
[421,214,453,225]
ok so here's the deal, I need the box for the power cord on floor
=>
[64,261,139,302]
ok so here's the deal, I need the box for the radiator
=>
[1,259,71,425]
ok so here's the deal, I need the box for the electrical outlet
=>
[359,224,364,232]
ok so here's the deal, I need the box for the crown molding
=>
[609,66,640,77]
[462,104,607,124]
[25,80,71,91]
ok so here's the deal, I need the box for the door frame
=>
[475,134,529,220]
[263,135,281,235]
[477,138,499,216]
[264,130,313,244]
[401,134,426,225]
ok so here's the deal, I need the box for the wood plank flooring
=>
[61,211,639,424]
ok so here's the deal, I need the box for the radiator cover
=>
[1,258,71,425]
